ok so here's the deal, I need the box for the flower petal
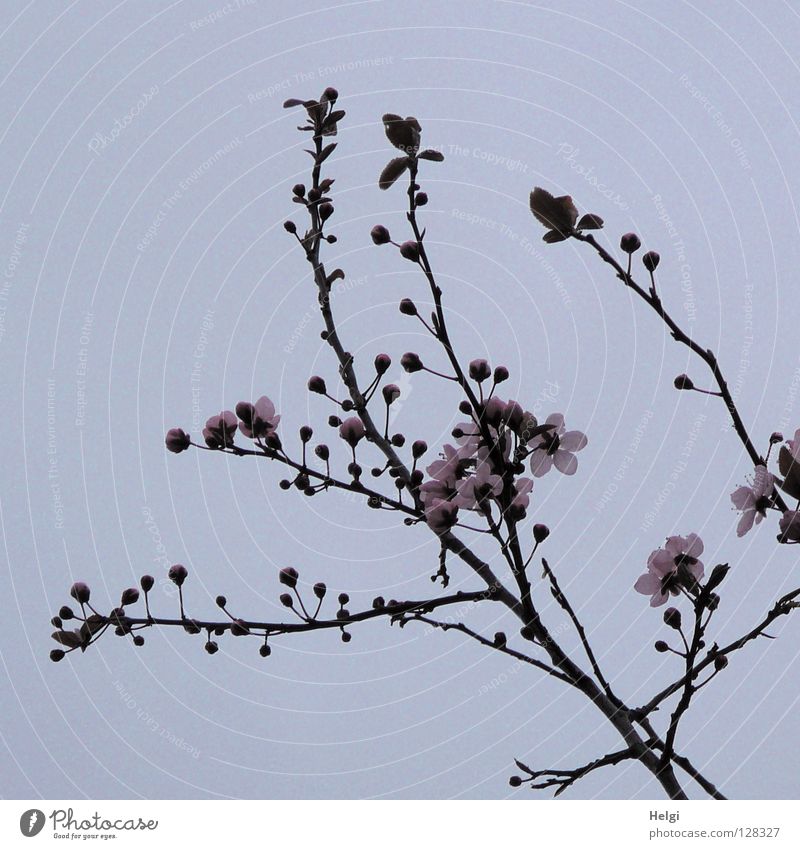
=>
[531,450,554,478]
[737,509,756,537]
[553,450,578,475]
[559,430,587,452]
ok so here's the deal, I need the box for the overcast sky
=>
[2,0,800,800]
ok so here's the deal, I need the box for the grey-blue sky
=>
[2,0,800,799]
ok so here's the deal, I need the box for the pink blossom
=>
[730,465,774,537]
[511,477,533,512]
[634,533,705,607]
[424,499,459,535]
[454,449,503,509]
[339,417,365,447]
[426,443,475,488]
[236,396,281,440]
[203,411,238,449]
[419,479,452,506]
[529,413,587,477]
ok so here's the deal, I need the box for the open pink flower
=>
[203,411,238,449]
[236,396,280,439]
[454,449,503,509]
[786,429,800,463]
[730,465,774,537]
[529,413,587,477]
[511,477,533,512]
[426,443,475,488]
[634,533,705,607]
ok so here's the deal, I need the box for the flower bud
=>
[391,433,405,447]
[70,582,91,604]
[168,564,188,587]
[322,86,338,102]
[341,630,352,643]
[374,353,391,374]
[319,202,334,222]
[383,384,401,405]
[458,401,472,415]
[620,232,641,253]
[494,632,507,648]
[279,567,299,589]
[121,588,140,606]
[338,593,350,606]
[299,425,313,443]
[399,240,420,262]
[770,432,784,444]
[165,427,191,454]
[328,415,342,427]
[283,220,297,234]
[140,575,154,593]
[401,352,423,373]
[341,399,354,412]
[371,225,391,245]
[494,365,509,383]
[469,359,491,382]
[663,607,682,629]
[313,582,327,600]
[133,635,145,646]
[315,444,330,461]
[674,374,694,391]
[714,655,729,671]
[415,192,428,206]
[51,616,62,628]
[642,251,660,272]
[205,640,219,654]
[412,440,428,459]
[308,376,327,395]
[399,298,417,316]
[292,183,305,197]
[279,593,293,607]
[339,417,365,447]
[509,776,522,788]
[50,649,65,663]
[533,524,550,543]
[654,640,669,653]
[216,595,227,608]
[259,644,272,658]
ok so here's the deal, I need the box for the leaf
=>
[779,446,800,499]
[283,98,304,108]
[514,758,534,775]
[317,142,337,163]
[542,229,568,243]
[382,114,420,151]
[326,269,345,286]
[577,213,604,230]
[52,630,82,649]
[530,187,578,235]
[379,156,410,190]
[418,148,444,162]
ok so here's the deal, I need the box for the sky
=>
[2,0,800,801]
